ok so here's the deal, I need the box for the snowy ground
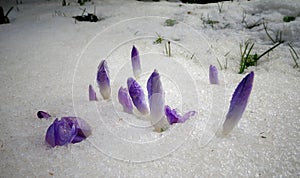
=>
[0,0,300,177]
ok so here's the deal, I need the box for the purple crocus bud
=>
[89,84,97,101]
[131,45,142,78]
[165,105,196,125]
[45,118,77,147]
[147,69,165,120]
[37,111,51,119]
[127,77,149,115]
[118,87,133,114]
[222,71,254,135]
[209,65,219,85]
[96,60,111,100]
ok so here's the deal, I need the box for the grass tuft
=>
[239,41,281,74]
[200,14,219,28]
[288,43,299,68]
[153,33,164,44]
[217,2,224,13]
[164,19,178,27]
[263,22,284,44]
[0,6,13,24]
[283,16,296,23]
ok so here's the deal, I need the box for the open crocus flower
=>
[209,65,219,85]
[131,45,142,78]
[147,69,165,122]
[127,77,149,115]
[222,71,254,135]
[89,84,97,101]
[97,60,111,100]
[118,87,133,114]
[37,111,51,119]
[165,105,196,125]
[61,117,92,143]
[45,117,91,147]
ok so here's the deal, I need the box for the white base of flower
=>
[151,117,169,132]
[133,69,142,79]
[149,93,165,121]
[222,116,238,135]
[100,85,111,100]
[138,106,149,115]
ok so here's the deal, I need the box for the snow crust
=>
[0,0,299,177]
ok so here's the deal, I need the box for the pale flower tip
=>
[131,45,141,77]
[97,60,111,99]
[127,77,149,115]
[209,65,219,85]
[118,87,133,114]
[222,71,254,134]
[89,84,97,101]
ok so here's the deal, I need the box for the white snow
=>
[0,0,300,177]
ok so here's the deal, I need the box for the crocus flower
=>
[45,118,77,147]
[96,60,111,100]
[127,77,149,115]
[118,87,133,114]
[147,69,165,120]
[37,111,51,119]
[61,117,92,143]
[89,84,97,101]
[209,65,219,85]
[165,105,196,125]
[45,117,91,147]
[222,71,254,135]
[131,45,142,78]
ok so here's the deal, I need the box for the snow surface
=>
[0,0,300,177]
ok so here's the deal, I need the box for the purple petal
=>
[61,117,92,143]
[45,118,77,147]
[165,105,179,125]
[45,121,55,147]
[45,117,92,147]
[118,87,133,114]
[96,60,111,99]
[131,45,142,78]
[209,65,219,85]
[165,105,196,125]
[147,69,165,120]
[146,69,162,102]
[127,77,149,115]
[223,71,254,135]
[37,111,51,119]
[89,84,97,101]
[179,111,197,123]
